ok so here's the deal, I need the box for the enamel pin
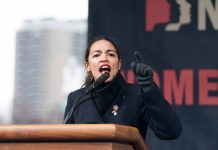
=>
[112,105,119,116]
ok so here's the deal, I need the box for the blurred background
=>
[0,0,88,124]
[0,0,217,150]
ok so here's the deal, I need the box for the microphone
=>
[85,73,110,94]
[64,73,110,124]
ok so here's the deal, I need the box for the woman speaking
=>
[64,36,182,140]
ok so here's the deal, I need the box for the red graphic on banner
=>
[145,0,218,31]
[145,0,170,31]
[121,69,218,106]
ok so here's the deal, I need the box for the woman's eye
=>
[93,54,100,57]
[109,53,115,57]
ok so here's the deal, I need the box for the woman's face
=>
[86,39,121,82]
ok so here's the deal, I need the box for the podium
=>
[0,124,148,150]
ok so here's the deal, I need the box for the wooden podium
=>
[0,124,148,150]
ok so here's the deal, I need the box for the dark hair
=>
[83,36,120,87]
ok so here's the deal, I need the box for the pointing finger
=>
[134,51,143,63]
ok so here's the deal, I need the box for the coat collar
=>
[94,72,126,115]
[97,72,126,93]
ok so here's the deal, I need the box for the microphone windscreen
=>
[85,73,110,94]
[93,73,110,88]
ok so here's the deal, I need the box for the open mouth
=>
[99,65,111,75]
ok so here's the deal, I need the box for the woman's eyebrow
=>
[106,49,116,53]
[91,49,116,54]
[91,50,102,53]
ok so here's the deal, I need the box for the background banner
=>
[88,0,218,149]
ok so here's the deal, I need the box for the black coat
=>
[64,73,182,140]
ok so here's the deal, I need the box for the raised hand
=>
[131,51,154,93]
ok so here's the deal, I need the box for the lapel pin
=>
[112,105,119,116]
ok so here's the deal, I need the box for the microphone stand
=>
[63,92,96,124]
[64,73,109,124]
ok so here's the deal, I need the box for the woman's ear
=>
[85,62,91,71]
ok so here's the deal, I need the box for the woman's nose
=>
[100,54,108,62]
